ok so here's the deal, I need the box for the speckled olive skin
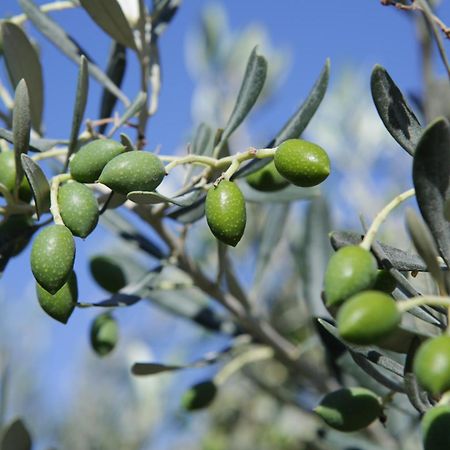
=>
[0,151,32,202]
[58,181,99,238]
[31,225,75,294]
[98,150,166,195]
[274,139,330,187]
[422,405,450,450]
[314,387,382,432]
[205,180,246,247]
[69,139,126,183]
[414,335,450,396]
[90,313,119,356]
[246,160,289,192]
[36,271,78,324]
[181,380,217,411]
[89,255,127,293]
[324,246,378,306]
[337,290,401,345]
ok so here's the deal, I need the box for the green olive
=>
[336,290,401,345]
[205,180,246,247]
[98,151,166,195]
[246,160,289,192]
[274,139,330,187]
[373,269,397,293]
[90,313,119,356]
[58,181,99,238]
[36,271,78,324]
[30,224,75,294]
[0,151,32,202]
[69,138,126,183]
[89,255,127,293]
[314,387,382,432]
[324,246,378,306]
[422,405,450,450]
[0,215,33,256]
[414,335,450,396]
[181,380,217,411]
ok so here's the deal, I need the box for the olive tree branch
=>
[9,1,77,25]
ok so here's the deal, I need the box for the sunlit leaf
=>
[107,91,147,137]
[0,128,66,152]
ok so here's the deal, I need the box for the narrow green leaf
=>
[21,154,50,218]
[127,189,201,207]
[220,48,267,143]
[107,91,147,137]
[1,22,44,133]
[19,0,129,106]
[412,117,450,267]
[0,419,32,450]
[0,128,66,152]
[191,123,214,156]
[120,133,134,151]
[13,80,30,195]
[79,0,137,50]
[166,196,206,224]
[240,181,319,203]
[371,65,422,155]
[66,56,89,166]
[131,362,183,375]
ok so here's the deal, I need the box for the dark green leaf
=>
[151,0,181,36]
[19,0,129,106]
[79,0,137,50]
[127,189,201,207]
[166,194,206,224]
[21,154,50,218]
[131,362,183,375]
[2,21,44,133]
[107,91,147,137]
[120,133,134,151]
[1,419,32,450]
[99,42,127,134]
[240,181,319,203]
[0,128,66,152]
[371,64,422,155]
[412,117,450,267]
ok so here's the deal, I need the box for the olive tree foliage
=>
[0,0,450,449]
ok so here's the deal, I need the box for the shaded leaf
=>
[1,418,32,450]
[166,194,206,224]
[120,133,135,151]
[0,128,66,152]
[240,181,319,203]
[412,117,450,267]
[151,0,181,37]
[107,91,147,137]
[191,123,214,156]
[371,65,422,155]
[2,21,43,133]
[127,189,202,207]
[131,362,183,375]
[21,154,50,218]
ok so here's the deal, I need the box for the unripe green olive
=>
[58,181,99,238]
[422,405,450,450]
[90,313,119,356]
[69,138,126,183]
[30,224,75,294]
[99,150,166,195]
[373,269,397,293]
[205,180,246,247]
[314,387,382,432]
[89,255,127,293]
[274,138,330,187]
[324,246,378,306]
[181,380,217,411]
[0,215,33,256]
[0,151,32,202]
[36,271,78,324]
[246,160,289,192]
[414,335,450,396]
[337,290,401,345]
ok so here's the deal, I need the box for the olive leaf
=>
[79,0,137,50]
[240,181,319,203]
[127,189,202,207]
[191,123,214,156]
[166,194,206,224]
[66,55,89,167]
[120,133,134,151]
[0,418,32,450]
[151,0,181,37]
[21,154,50,219]
[412,117,450,268]
[371,65,422,156]
[0,128,66,152]
[131,362,183,375]
[1,21,44,134]
[19,0,129,106]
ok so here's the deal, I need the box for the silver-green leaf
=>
[21,154,50,218]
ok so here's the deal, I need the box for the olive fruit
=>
[181,380,217,411]
[422,405,450,450]
[31,224,75,294]
[0,151,32,202]
[337,290,401,345]
[205,180,246,247]
[274,139,330,187]
[58,181,99,238]
[89,255,127,293]
[90,313,119,356]
[373,269,397,294]
[36,271,78,324]
[414,335,450,396]
[99,151,166,195]
[0,215,33,256]
[246,160,289,192]
[314,387,382,432]
[69,139,126,183]
[324,245,378,306]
